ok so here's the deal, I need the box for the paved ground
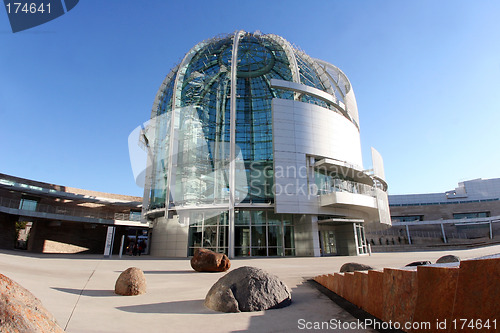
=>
[1,245,500,332]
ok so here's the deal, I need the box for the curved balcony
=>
[317,179,380,221]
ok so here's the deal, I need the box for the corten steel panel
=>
[452,258,500,333]
[382,268,418,326]
[412,266,459,333]
[331,273,341,295]
[366,270,384,319]
[335,272,345,298]
[354,271,369,309]
[343,272,355,304]
[325,274,335,292]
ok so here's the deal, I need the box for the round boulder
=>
[191,248,231,272]
[405,260,431,267]
[436,255,460,264]
[0,273,64,332]
[339,262,374,273]
[205,266,291,312]
[115,267,146,296]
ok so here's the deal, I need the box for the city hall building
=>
[142,31,391,258]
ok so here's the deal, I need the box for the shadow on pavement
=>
[116,299,218,315]
[52,287,116,297]
[232,279,377,333]
[143,270,196,274]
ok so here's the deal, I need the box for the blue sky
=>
[1,0,499,197]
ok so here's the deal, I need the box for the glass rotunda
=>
[143,31,391,258]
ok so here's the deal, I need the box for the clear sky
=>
[1,0,499,197]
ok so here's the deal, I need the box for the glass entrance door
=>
[320,230,337,256]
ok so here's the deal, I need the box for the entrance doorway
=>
[319,230,337,256]
[318,221,365,256]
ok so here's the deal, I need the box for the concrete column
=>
[227,30,244,259]
[353,223,359,255]
[406,224,412,245]
[311,216,321,257]
[441,223,447,243]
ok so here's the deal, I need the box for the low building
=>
[0,173,148,254]
[367,178,500,246]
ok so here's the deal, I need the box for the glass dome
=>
[147,31,357,210]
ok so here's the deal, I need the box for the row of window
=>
[389,198,499,207]
[391,211,491,223]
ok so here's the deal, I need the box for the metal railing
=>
[317,179,376,197]
[0,196,142,222]
[367,229,469,239]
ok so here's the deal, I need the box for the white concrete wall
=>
[272,98,363,216]
[333,224,358,256]
[293,215,321,256]
[150,215,189,257]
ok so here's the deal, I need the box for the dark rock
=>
[436,255,460,264]
[405,261,431,267]
[205,266,291,312]
[115,267,146,296]
[339,262,374,273]
[191,248,231,272]
[0,273,64,332]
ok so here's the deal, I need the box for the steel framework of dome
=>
[143,30,390,258]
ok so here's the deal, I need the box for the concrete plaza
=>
[1,245,500,332]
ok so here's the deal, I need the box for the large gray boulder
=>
[205,266,292,312]
[339,262,374,273]
[0,273,64,332]
[436,255,460,264]
[114,267,146,296]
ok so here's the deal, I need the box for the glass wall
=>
[234,209,295,257]
[187,210,228,255]
[172,38,233,207]
[187,209,296,257]
[148,76,174,210]
[234,34,293,203]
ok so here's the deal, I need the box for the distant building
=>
[142,31,391,258]
[370,178,500,245]
[0,173,148,254]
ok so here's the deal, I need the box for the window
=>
[391,215,423,223]
[453,212,490,219]
[19,198,38,211]
[188,211,228,256]
[129,211,141,221]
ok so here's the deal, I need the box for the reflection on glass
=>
[235,210,250,225]
[188,211,228,255]
[285,226,294,249]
